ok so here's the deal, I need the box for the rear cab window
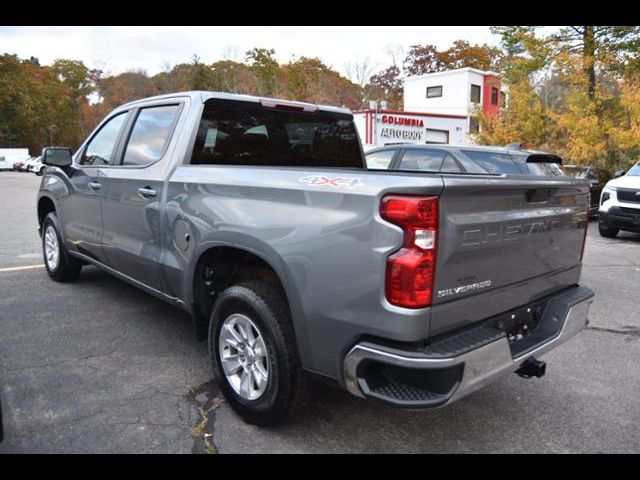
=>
[191,99,364,168]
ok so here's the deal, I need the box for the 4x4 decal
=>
[299,175,363,189]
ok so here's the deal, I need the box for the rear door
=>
[433,174,589,307]
[101,102,183,291]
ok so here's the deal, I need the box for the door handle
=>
[88,181,101,190]
[138,187,158,198]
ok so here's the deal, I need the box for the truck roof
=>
[118,91,352,116]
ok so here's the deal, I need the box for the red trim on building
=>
[364,111,369,144]
[482,74,501,118]
[368,112,374,143]
[352,109,468,120]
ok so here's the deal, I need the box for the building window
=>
[470,84,481,103]
[469,116,480,134]
[491,87,499,106]
[425,128,449,144]
[500,91,507,108]
[426,86,443,98]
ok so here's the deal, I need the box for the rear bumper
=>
[343,286,594,407]
[599,207,640,232]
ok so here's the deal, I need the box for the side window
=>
[80,112,128,166]
[122,105,180,166]
[470,84,481,103]
[491,87,499,106]
[440,153,463,173]
[398,149,446,172]
[426,86,443,98]
[366,150,395,169]
[461,150,522,174]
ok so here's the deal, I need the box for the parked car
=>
[12,160,25,171]
[365,144,566,177]
[13,158,33,172]
[30,156,45,176]
[562,165,612,216]
[598,162,640,237]
[38,92,593,425]
[23,157,40,172]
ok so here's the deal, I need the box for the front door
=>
[101,103,181,292]
[62,111,129,263]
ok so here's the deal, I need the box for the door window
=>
[80,112,128,166]
[122,105,180,166]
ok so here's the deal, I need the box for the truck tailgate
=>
[430,174,589,334]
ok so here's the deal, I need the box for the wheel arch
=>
[188,240,311,366]
[37,196,57,233]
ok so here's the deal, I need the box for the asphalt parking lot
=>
[0,171,639,453]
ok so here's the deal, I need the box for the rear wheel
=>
[598,224,619,238]
[209,281,311,425]
[42,213,82,282]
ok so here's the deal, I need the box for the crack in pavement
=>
[3,350,119,373]
[587,326,640,338]
[185,380,224,454]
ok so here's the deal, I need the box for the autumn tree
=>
[280,57,361,108]
[553,26,640,100]
[98,70,158,109]
[245,48,279,96]
[403,45,443,75]
[440,40,503,71]
[0,54,80,153]
[476,79,549,148]
[363,65,403,109]
[209,60,257,94]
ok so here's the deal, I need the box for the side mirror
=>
[42,147,72,168]
[614,169,626,178]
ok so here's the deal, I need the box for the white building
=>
[354,67,507,151]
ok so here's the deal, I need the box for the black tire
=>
[209,281,311,426]
[42,212,82,282]
[598,224,619,238]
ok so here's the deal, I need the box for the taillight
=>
[381,195,439,309]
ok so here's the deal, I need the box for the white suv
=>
[598,162,640,237]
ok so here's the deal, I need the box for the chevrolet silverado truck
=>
[37,92,594,425]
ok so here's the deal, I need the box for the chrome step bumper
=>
[343,286,594,407]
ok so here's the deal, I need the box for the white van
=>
[0,156,12,171]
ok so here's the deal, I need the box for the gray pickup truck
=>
[37,91,594,425]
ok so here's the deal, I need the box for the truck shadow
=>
[23,266,606,453]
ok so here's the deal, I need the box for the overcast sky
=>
[0,26,500,79]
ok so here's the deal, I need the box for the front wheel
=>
[209,281,311,425]
[598,223,619,238]
[42,213,82,282]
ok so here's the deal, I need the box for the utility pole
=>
[48,125,56,147]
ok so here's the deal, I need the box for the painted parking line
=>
[0,264,45,273]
